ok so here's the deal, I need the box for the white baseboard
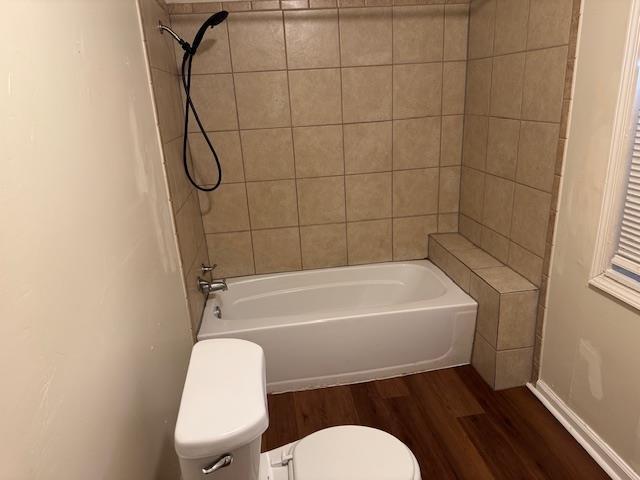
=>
[527,380,639,480]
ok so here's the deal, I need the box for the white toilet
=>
[175,339,422,480]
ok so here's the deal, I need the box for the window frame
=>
[590,0,640,309]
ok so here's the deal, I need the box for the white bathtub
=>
[198,260,477,393]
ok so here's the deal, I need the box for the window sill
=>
[589,273,640,311]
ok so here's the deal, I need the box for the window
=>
[590,5,640,308]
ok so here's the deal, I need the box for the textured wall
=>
[169,0,469,277]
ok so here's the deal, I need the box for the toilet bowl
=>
[175,339,421,480]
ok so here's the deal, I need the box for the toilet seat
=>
[288,425,417,480]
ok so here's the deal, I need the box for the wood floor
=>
[263,366,608,479]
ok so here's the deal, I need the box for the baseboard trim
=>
[527,380,639,480]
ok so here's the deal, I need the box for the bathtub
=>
[198,260,477,393]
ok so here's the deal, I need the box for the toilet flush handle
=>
[202,453,233,475]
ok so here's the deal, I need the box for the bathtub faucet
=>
[197,277,228,296]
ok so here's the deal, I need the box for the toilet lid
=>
[290,425,416,480]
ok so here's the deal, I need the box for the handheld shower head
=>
[191,11,229,55]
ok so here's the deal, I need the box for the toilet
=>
[175,339,422,480]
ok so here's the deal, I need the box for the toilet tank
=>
[175,339,269,480]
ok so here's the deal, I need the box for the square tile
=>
[443,61,467,115]
[190,131,245,185]
[393,216,438,260]
[342,66,393,122]
[293,125,344,178]
[486,117,519,179]
[175,193,206,271]
[455,248,502,269]
[235,71,291,129]
[527,0,572,49]
[462,114,488,170]
[300,224,348,269]
[284,10,340,69]
[510,184,551,257]
[428,239,472,291]
[151,69,184,142]
[207,231,255,277]
[493,0,529,55]
[472,332,497,387]
[246,180,299,229]
[241,128,295,181]
[171,14,232,74]
[482,175,515,236]
[393,168,439,217]
[465,58,492,115]
[438,213,459,233]
[522,47,568,122]
[460,166,485,222]
[516,121,560,192]
[393,117,441,170]
[508,241,543,286]
[199,183,250,233]
[253,227,302,273]
[393,5,444,64]
[297,176,346,225]
[345,172,392,221]
[344,121,393,174]
[459,214,483,246]
[393,63,442,119]
[439,166,460,212]
[474,266,536,293]
[480,226,510,264]
[441,115,464,166]
[490,53,525,118]
[347,219,392,264]
[227,11,286,71]
[165,138,193,212]
[495,347,533,390]
[470,273,500,348]
[468,0,495,59]
[444,4,469,61]
[339,7,392,66]
[289,68,342,126]
[431,232,476,251]
[188,74,238,131]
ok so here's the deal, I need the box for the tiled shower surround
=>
[168,0,471,277]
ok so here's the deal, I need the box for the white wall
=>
[0,1,193,478]
[541,0,640,474]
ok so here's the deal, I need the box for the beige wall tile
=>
[141,0,175,73]
[527,0,572,50]
[441,115,464,166]
[293,125,344,177]
[480,226,510,263]
[227,11,286,71]
[438,213,459,233]
[297,176,346,225]
[344,121,392,174]
[471,333,497,388]
[508,241,543,286]
[443,61,467,115]
[460,166,485,222]
[346,172,392,220]
[246,180,299,228]
[459,214,483,245]
[393,169,439,217]
[516,121,560,192]
[241,128,295,181]
[252,0,281,10]
[300,224,347,269]
[470,273,500,348]
[481,174,515,236]
[393,117,441,170]
[152,69,186,141]
[393,6,444,64]
[186,242,209,332]
[429,236,472,291]
[444,4,469,61]
[175,192,206,271]
[165,138,193,212]
[455,248,502,269]
[190,131,245,185]
[497,289,538,349]
[347,219,392,264]
[493,0,529,55]
[281,0,309,9]
[439,166,461,213]
[234,71,291,129]
[207,231,255,277]
[510,184,551,257]
[199,183,250,233]
[393,63,442,119]
[465,58,492,115]
[253,227,302,273]
[486,117,519,179]
[289,68,342,126]
[468,0,495,59]
[339,7,392,66]
[522,46,568,122]
[171,14,232,74]
[474,266,536,293]
[284,10,340,69]
[187,74,238,132]
[393,215,438,260]
[342,66,393,122]
[462,114,488,170]
[490,53,525,118]
[432,232,476,251]
[494,347,533,390]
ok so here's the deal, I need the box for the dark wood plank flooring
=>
[263,366,608,479]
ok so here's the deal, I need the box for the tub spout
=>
[197,277,228,295]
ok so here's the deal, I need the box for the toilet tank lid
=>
[174,339,269,459]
